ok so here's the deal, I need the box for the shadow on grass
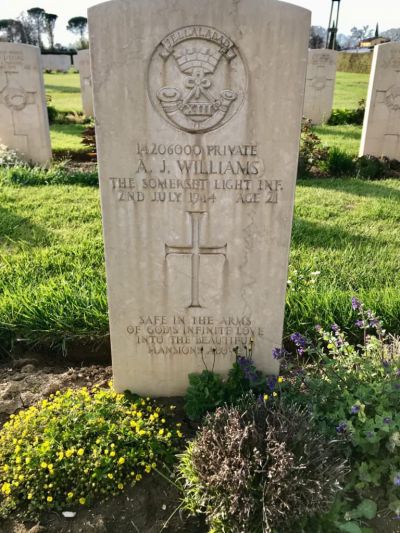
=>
[298,179,400,201]
[291,217,382,250]
[313,125,362,141]
[46,84,81,94]
[0,207,50,247]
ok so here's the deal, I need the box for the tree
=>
[44,13,57,50]
[27,7,46,48]
[0,19,28,43]
[67,16,88,47]
[309,26,326,49]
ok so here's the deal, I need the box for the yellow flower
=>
[151,463,157,469]
[130,420,137,427]
[277,377,284,383]
[145,465,151,473]
[3,465,9,472]
[118,483,124,490]
[110,451,116,457]
[118,457,125,465]
[57,452,64,461]
[67,492,74,499]
[135,474,142,481]
[107,473,113,479]
[177,431,183,438]
[153,412,159,419]
[263,394,269,401]
[77,448,84,456]
[47,496,53,503]
[18,474,24,481]
[1,482,11,495]
[27,493,33,500]
[79,497,86,505]
[158,429,164,436]
[40,462,48,469]
[25,457,31,464]
[65,449,74,458]
[16,457,22,464]
[273,392,278,397]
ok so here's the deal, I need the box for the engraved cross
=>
[165,211,227,308]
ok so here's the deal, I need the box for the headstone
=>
[77,50,94,116]
[303,49,337,124]
[89,0,310,396]
[0,43,52,165]
[360,42,400,159]
[41,54,71,72]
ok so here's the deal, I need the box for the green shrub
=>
[0,163,98,187]
[0,386,181,518]
[298,119,329,178]
[184,345,275,421]
[179,397,347,533]
[328,100,365,126]
[47,105,58,125]
[0,145,27,168]
[337,52,372,74]
[324,147,356,176]
[282,299,400,524]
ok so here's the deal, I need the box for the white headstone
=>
[303,49,337,124]
[77,50,94,116]
[89,0,310,396]
[0,43,52,165]
[360,42,400,159]
[41,54,71,72]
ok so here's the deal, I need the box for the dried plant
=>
[179,397,348,532]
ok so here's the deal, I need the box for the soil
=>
[0,352,206,533]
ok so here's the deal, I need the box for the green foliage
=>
[0,145,27,168]
[179,398,347,533]
[0,163,98,187]
[324,147,356,176]
[337,53,373,74]
[328,100,365,126]
[282,301,400,522]
[0,387,181,518]
[298,119,329,177]
[184,369,225,421]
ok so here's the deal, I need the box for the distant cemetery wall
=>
[41,54,72,72]
[337,52,373,74]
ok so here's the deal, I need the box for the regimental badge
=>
[148,25,247,133]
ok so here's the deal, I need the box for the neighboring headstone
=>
[41,54,71,72]
[77,50,94,116]
[89,0,310,396]
[360,42,400,159]
[303,49,337,124]
[0,43,52,165]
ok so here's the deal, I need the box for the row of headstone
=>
[303,49,337,125]
[76,50,94,117]
[0,43,52,165]
[41,54,72,72]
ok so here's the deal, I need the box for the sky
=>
[0,0,399,46]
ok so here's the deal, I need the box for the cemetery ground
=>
[0,69,400,532]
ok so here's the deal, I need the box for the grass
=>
[44,72,82,113]
[333,72,369,109]
[50,124,88,154]
[314,124,361,156]
[0,172,398,349]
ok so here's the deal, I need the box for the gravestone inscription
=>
[89,0,310,395]
[0,43,51,165]
[360,42,400,159]
[77,50,94,117]
[303,49,337,125]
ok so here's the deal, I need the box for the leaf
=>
[357,499,377,519]
[336,522,363,533]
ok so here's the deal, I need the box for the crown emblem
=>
[150,26,246,133]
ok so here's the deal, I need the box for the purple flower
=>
[369,318,380,328]
[355,319,365,328]
[290,332,309,355]
[351,297,362,310]
[350,405,360,414]
[331,323,340,333]
[315,324,322,332]
[266,376,277,392]
[394,474,400,487]
[384,417,392,425]
[336,422,347,434]
[272,347,289,360]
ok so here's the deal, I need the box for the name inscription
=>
[108,141,282,206]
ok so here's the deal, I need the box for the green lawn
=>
[0,176,398,349]
[334,71,369,109]
[50,124,88,153]
[314,124,361,156]
[44,72,82,113]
